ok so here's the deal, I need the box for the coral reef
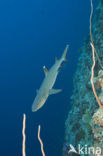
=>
[63,0,103,155]
[92,108,103,152]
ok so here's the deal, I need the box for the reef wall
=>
[63,0,103,155]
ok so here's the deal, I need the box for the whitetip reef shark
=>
[32,45,69,112]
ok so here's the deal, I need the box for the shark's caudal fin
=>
[61,45,69,61]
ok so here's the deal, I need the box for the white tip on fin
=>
[43,66,48,76]
[49,88,62,95]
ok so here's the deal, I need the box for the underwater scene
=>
[0,0,103,156]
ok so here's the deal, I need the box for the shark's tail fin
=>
[61,45,69,61]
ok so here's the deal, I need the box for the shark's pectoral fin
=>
[49,88,62,95]
[43,66,48,76]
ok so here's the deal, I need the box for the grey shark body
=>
[32,45,69,112]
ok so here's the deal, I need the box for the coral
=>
[94,70,103,105]
[63,0,103,156]
[92,108,103,155]
[22,114,46,156]
[22,114,26,156]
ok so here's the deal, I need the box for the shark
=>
[32,45,69,112]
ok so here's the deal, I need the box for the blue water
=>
[0,0,91,156]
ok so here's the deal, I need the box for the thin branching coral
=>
[22,114,26,156]
[90,0,103,69]
[90,0,103,110]
[22,114,46,156]
[38,125,46,156]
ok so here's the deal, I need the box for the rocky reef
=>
[63,0,103,155]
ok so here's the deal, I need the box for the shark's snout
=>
[32,96,47,112]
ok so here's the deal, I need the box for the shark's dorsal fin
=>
[49,88,62,95]
[43,66,48,76]
[55,57,58,62]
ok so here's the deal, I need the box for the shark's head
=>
[32,93,48,112]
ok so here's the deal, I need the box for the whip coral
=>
[22,114,46,156]
[90,0,103,110]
